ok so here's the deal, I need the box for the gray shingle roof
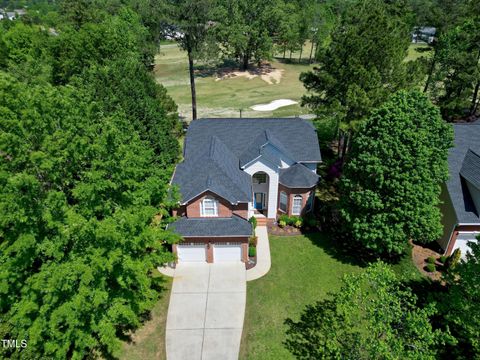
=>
[169,216,252,237]
[460,149,480,190]
[172,136,252,204]
[279,163,319,188]
[446,124,480,223]
[239,130,295,167]
[184,118,321,163]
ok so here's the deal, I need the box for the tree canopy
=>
[285,262,451,359]
[339,91,453,257]
[0,4,181,358]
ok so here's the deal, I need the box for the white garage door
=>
[453,232,479,259]
[177,244,207,262]
[214,243,242,262]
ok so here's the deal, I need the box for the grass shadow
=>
[302,231,369,268]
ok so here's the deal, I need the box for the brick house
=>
[169,118,321,263]
[438,123,480,258]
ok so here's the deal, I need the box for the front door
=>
[254,192,265,210]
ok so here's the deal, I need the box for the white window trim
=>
[200,197,218,217]
[279,191,288,212]
[292,195,302,216]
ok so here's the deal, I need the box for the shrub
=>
[249,246,256,257]
[439,255,448,264]
[279,220,287,227]
[279,214,290,224]
[426,256,436,264]
[249,236,258,247]
[294,219,303,228]
[249,216,257,229]
[304,216,317,228]
[425,263,436,272]
[445,248,462,270]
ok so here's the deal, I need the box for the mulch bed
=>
[267,224,302,236]
[410,240,445,282]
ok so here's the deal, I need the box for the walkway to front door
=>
[165,262,246,360]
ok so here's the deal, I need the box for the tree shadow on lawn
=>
[303,231,415,269]
[115,274,170,345]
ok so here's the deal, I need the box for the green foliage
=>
[427,256,436,264]
[446,248,462,271]
[278,220,287,228]
[249,216,257,229]
[429,18,480,119]
[249,246,256,258]
[441,240,480,357]
[301,0,420,137]
[339,91,453,257]
[425,263,436,272]
[215,0,282,69]
[439,255,448,264]
[249,236,258,247]
[285,262,451,359]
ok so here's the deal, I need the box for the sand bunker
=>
[215,65,284,84]
[250,99,298,111]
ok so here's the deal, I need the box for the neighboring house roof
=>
[169,215,252,237]
[460,149,480,190]
[184,118,321,163]
[446,124,480,223]
[279,163,319,188]
[172,136,252,204]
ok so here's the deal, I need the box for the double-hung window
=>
[201,197,218,217]
[292,195,302,215]
[279,191,288,212]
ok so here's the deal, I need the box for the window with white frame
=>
[279,191,288,212]
[201,197,218,217]
[292,195,302,215]
[253,173,267,184]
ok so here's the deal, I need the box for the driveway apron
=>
[166,262,246,360]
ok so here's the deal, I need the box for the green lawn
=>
[154,44,314,120]
[239,233,422,360]
[120,272,172,360]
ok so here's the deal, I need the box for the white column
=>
[267,172,278,219]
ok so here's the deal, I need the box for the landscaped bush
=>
[249,246,256,257]
[425,263,436,272]
[439,255,448,264]
[249,216,257,229]
[249,236,258,247]
[294,219,303,228]
[279,214,290,225]
[426,256,436,264]
[445,248,462,270]
[279,220,287,227]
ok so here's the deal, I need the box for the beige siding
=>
[438,183,458,250]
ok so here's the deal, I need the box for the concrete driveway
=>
[165,262,246,360]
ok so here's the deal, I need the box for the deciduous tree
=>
[339,91,453,257]
[285,262,451,359]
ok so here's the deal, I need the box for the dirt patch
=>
[410,240,444,282]
[214,63,284,84]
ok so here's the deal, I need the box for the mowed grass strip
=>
[120,272,172,360]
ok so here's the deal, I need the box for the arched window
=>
[201,197,218,217]
[292,195,302,215]
[279,191,288,212]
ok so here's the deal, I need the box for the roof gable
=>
[446,124,480,223]
[460,149,480,190]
